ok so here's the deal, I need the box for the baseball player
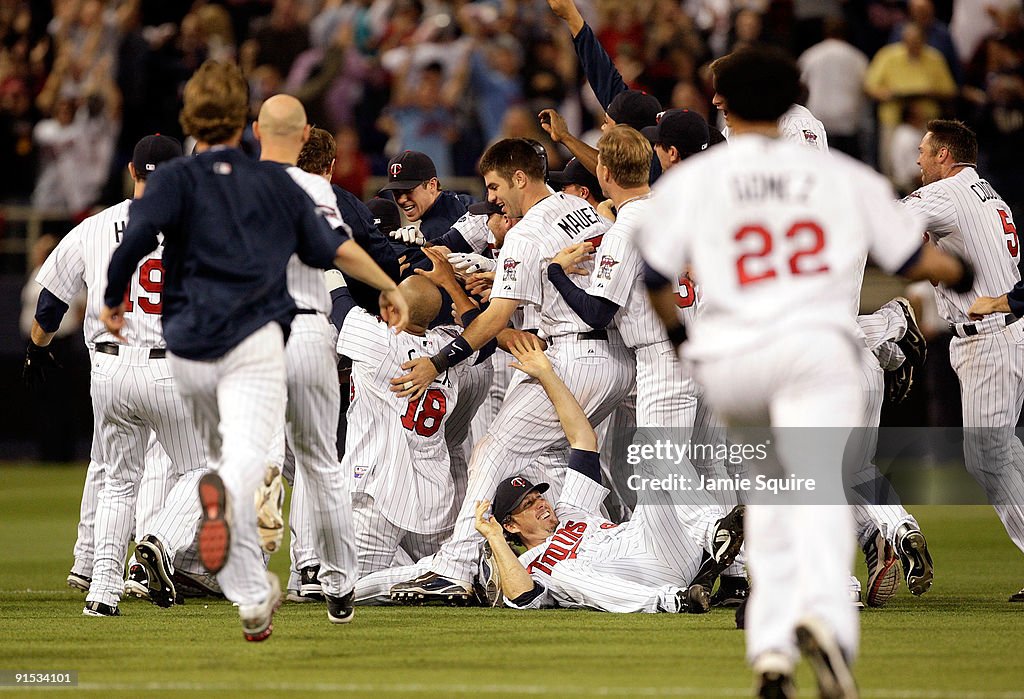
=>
[334,248,496,574]
[904,120,1024,602]
[474,337,745,613]
[388,138,635,604]
[379,150,474,244]
[638,47,972,698]
[26,134,216,619]
[101,60,409,641]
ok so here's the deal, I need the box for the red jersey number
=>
[674,275,697,309]
[999,209,1018,258]
[735,221,829,287]
[122,259,164,314]
[400,388,448,437]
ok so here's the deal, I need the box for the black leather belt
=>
[295,309,319,315]
[95,342,166,359]
[950,314,1020,337]
[579,328,608,341]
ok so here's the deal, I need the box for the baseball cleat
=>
[711,574,749,608]
[735,597,747,629]
[893,297,927,368]
[286,589,323,603]
[326,591,355,624]
[297,565,324,601]
[389,572,474,605]
[753,653,795,699]
[675,585,710,614]
[849,576,865,610]
[173,569,223,598]
[124,563,150,601]
[239,574,281,642]
[689,505,746,592]
[896,525,933,595]
[82,600,120,617]
[135,535,177,608]
[864,530,900,608]
[473,542,503,608]
[198,471,231,574]
[66,570,91,593]
[255,464,284,554]
[796,617,859,699]
[1010,587,1024,602]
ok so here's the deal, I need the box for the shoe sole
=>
[327,608,355,624]
[198,472,230,574]
[136,540,177,608]
[124,579,151,601]
[286,591,324,603]
[756,672,796,699]
[894,297,927,367]
[243,578,282,642]
[300,584,324,597]
[389,590,474,606]
[865,550,901,608]
[796,619,859,699]
[900,530,934,596]
[66,574,90,593]
[1009,592,1024,602]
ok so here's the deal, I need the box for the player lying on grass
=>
[472,336,745,613]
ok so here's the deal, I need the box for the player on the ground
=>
[101,60,408,641]
[335,248,496,575]
[638,47,972,698]
[474,337,743,613]
[906,120,1024,603]
[387,138,635,604]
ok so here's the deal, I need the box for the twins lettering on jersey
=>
[526,520,618,575]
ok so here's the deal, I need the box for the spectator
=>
[951,0,1022,67]
[465,33,524,144]
[0,77,38,202]
[888,101,929,194]
[377,60,457,178]
[331,124,371,198]
[799,18,869,158]
[286,16,369,132]
[888,0,962,83]
[242,0,310,77]
[864,22,957,173]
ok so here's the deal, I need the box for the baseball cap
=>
[132,134,183,178]
[641,109,710,157]
[547,158,601,197]
[468,200,503,217]
[492,475,550,522]
[379,151,438,191]
[366,197,403,235]
[606,90,662,130]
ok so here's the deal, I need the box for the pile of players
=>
[24,4,1024,698]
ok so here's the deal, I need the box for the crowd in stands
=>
[0,0,1021,215]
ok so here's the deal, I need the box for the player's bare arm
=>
[969,294,1010,319]
[334,238,410,332]
[391,296,520,399]
[551,242,594,275]
[545,0,585,36]
[508,336,597,452]
[538,108,599,174]
[473,500,536,600]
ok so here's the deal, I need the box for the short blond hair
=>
[597,125,652,189]
[179,60,249,145]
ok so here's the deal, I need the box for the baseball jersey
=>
[492,193,611,339]
[639,133,924,360]
[37,199,165,349]
[587,196,698,347]
[899,167,1020,323]
[339,311,476,534]
[448,210,492,254]
[285,166,349,313]
[723,104,829,153]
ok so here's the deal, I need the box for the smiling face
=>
[394,179,440,221]
[712,90,729,126]
[917,132,945,185]
[483,170,524,218]
[502,491,559,549]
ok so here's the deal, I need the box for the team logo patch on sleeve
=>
[597,255,620,280]
[802,130,818,145]
[503,258,520,282]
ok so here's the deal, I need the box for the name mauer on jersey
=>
[557,206,604,242]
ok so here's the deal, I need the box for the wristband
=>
[430,336,474,372]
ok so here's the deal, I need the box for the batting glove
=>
[447,252,495,275]
[389,225,426,246]
[324,268,348,292]
[22,340,60,389]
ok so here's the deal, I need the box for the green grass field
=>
[1,463,1022,698]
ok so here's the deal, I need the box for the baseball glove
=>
[884,362,915,405]
[255,464,284,554]
[22,341,60,389]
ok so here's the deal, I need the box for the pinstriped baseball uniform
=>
[273,166,358,598]
[37,200,210,609]
[339,309,481,574]
[900,167,1024,554]
[425,193,636,584]
[722,104,829,153]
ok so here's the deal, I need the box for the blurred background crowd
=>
[1,0,1023,459]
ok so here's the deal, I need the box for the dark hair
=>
[478,138,546,183]
[298,127,336,176]
[712,46,800,123]
[179,60,249,145]
[926,119,977,164]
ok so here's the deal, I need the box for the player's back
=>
[648,134,915,359]
[285,166,348,314]
[778,104,829,152]
[902,168,1020,322]
[339,311,464,533]
[495,193,611,338]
